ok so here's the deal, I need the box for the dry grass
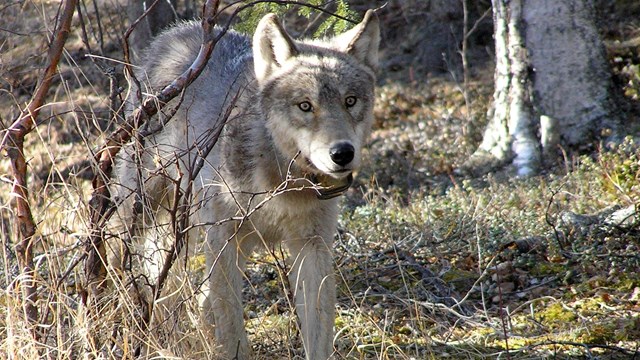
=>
[2,1,640,359]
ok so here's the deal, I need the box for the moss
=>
[584,137,640,203]
[614,316,640,342]
[396,325,413,335]
[441,269,478,292]
[187,254,206,272]
[529,262,566,277]
[575,322,617,344]
[613,275,640,291]
[441,269,477,283]
[536,302,577,324]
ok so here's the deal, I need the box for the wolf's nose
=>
[330,142,355,166]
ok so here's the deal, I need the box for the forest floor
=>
[1,1,640,359]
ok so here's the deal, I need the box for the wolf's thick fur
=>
[111,11,379,359]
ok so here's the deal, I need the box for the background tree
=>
[127,0,179,59]
[462,0,621,176]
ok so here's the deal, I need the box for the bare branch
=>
[84,0,222,303]
[0,0,77,339]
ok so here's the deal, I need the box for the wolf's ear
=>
[335,10,380,71]
[253,13,298,83]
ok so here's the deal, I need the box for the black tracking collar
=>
[310,173,353,200]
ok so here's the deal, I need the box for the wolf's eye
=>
[345,96,357,108]
[298,101,313,112]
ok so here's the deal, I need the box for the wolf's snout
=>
[329,142,355,166]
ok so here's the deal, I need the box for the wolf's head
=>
[253,11,379,197]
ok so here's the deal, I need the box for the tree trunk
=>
[462,0,619,177]
[127,0,178,59]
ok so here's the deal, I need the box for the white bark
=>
[505,0,539,176]
[477,0,510,161]
[463,0,618,176]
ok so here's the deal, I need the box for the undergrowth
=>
[1,1,640,359]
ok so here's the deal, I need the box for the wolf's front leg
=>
[287,236,336,360]
[203,226,252,359]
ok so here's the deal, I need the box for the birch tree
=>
[462,0,620,177]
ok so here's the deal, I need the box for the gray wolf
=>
[110,10,379,360]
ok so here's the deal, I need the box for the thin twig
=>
[545,183,567,253]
